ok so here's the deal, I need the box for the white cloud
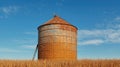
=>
[107,31,120,43]
[79,39,104,46]
[0,48,20,53]
[12,39,37,49]
[115,16,120,22]
[1,6,19,14]
[78,30,105,38]
[22,45,36,49]
[0,6,19,19]
[24,32,37,35]
[78,25,120,45]
[12,39,36,44]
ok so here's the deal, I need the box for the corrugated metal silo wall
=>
[38,24,77,60]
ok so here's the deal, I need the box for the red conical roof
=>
[44,15,71,25]
[38,15,77,29]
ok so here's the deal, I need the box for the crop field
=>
[0,59,120,67]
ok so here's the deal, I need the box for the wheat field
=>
[0,59,120,67]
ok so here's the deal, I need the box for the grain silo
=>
[37,15,78,60]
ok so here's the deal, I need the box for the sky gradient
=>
[0,0,120,60]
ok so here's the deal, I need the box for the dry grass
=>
[0,59,120,67]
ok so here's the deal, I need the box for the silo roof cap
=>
[44,15,71,25]
[38,15,78,30]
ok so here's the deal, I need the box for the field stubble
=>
[0,59,120,67]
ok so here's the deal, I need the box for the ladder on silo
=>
[32,44,38,60]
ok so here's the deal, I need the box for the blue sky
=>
[0,0,120,60]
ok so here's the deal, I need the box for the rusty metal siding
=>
[38,24,77,60]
